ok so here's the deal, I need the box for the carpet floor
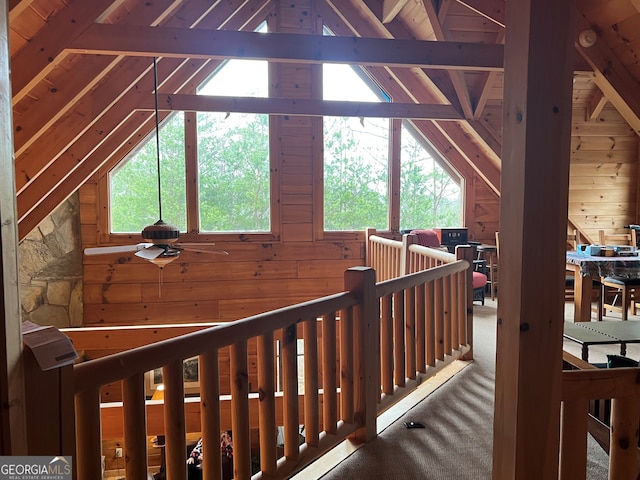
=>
[316,298,633,480]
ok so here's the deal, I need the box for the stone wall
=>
[19,193,83,328]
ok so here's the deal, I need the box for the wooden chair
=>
[598,229,640,320]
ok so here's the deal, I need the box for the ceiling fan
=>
[84,57,228,269]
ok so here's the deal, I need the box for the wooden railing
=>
[47,231,474,480]
[561,352,640,479]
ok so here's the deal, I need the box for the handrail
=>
[74,291,356,393]
[560,351,640,478]
[64,230,475,480]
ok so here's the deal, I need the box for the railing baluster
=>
[200,349,222,480]
[304,318,320,446]
[559,398,588,480]
[322,315,337,434]
[435,277,444,361]
[122,373,148,479]
[610,395,640,478]
[163,360,186,480]
[450,275,458,349]
[416,283,426,373]
[256,334,276,476]
[426,281,436,367]
[75,387,102,480]
[230,340,251,479]
[380,294,393,395]
[393,291,405,387]
[405,286,416,379]
[340,308,354,420]
[443,274,452,356]
[282,324,300,460]
[457,270,466,346]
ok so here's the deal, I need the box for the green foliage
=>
[324,116,389,230]
[399,125,461,230]
[197,113,270,232]
[110,113,186,233]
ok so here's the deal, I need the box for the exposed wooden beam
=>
[474,29,505,120]
[494,0,574,477]
[382,0,409,23]
[145,94,463,120]
[423,0,474,119]
[67,23,505,71]
[587,88,607,121]
[574,11,640,135]
[0,0,27,455]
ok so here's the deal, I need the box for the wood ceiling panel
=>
[442,10,501,33]
[579,0,637,28]
[396,1,435,38]
[9,4,46,46]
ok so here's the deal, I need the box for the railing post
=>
[365,227,377,267]
[23,351,75,458]
[456,245,474,361]
[344,266,377,443]
[401,233,419,276]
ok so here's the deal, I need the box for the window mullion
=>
[389,118,402,233]
[184,111,199,234]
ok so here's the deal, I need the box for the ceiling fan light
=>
[147,253,180,269]
[142,220,181,244]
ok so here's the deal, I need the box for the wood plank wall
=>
[569,103,639,242]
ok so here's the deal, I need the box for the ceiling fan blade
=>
[135,246,166,260]
[176,245,229,255]
[84,243,153,255]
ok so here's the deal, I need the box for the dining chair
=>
[598,229,640,320]
[565,229,579,301]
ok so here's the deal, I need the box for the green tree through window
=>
[110,112,186,233]
[400,123,461,230]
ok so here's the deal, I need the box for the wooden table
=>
[566,251,640,322]
[563,321,631,361]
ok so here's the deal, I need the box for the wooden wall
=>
[569,102,639,242]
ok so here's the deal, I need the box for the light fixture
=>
[141,57,182,268]
[578,29,597,48]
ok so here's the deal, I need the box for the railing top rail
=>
[73,290,357,394]
[562,366,640,402]
[408,243,456,263]
[368,234,402,248]
[562,350,597,371]
[375,259,469,298]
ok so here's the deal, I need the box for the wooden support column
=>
[492,1,575,479]
[0,0,27,455]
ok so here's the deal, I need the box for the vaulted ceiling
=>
[10,0,640,240]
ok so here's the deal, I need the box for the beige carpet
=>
[317,299,620,480]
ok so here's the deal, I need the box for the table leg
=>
[582,345,589,361]
[572,266,593,322]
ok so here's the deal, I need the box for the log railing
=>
[561,351,640,479]
[56,231,474,480]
